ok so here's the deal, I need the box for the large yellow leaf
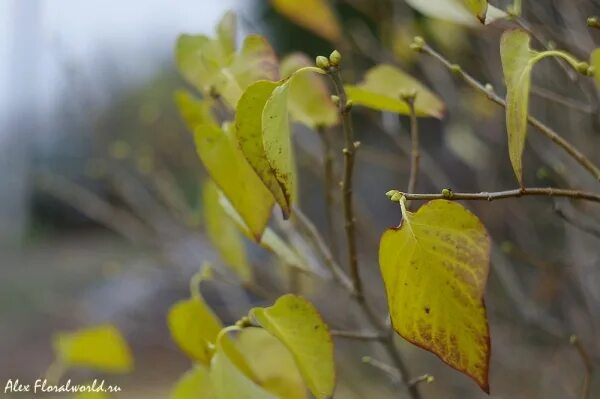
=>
[193,122,274,240]
[203,180,251,282]
[345,64,445,119]
[500,29,535,186]
[238,328,307,399]
[251,295,335,399]
[175,90,216,131]
[53,325,133,373]
[281,53,338,129]
[406,0,506,26]
[210,330,278,399]
[271,0,341,42]
[262,82,295,214]
[170,365,215,399]
[379,199,491,392]
[235,80,290,217]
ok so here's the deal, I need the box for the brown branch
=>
[394,187,600,203]
[417,41,600,183]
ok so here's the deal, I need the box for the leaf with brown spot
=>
[379,199,491,392]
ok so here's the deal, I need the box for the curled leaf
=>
[379,200,491,392]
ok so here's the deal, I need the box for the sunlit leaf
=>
[203,180,251,282]
[501,29,535,185]
[271,0,341,42]
[175,34,228,94]
[238,328,307,399]
[406,0,507,26]
[170,365,215,399]
[217,11,237,58]
[379,199,491,392]
[262,82,296,214]
[218,192,310,272]
[345,64,445,118]
[210,330,277,399]
[590,48,600,86]
[462,0,488,23]
[281,53,338,129]
[193,122,274,240]
[175,90,216,131]
[235,80,290,216]
[251,295,335,399]
[53,325,133,373]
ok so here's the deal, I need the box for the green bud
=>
[450,64,462,75]
[410,36,425,52]
[329,50,342,66]
[390,192,403,202]
[344,100,353,112]
[588,16,600,28]
[331,95,340,105]
[425,375,435,384]
[235,316,252,328]
[316,55,330,70]
[484,83,494,92]
[361,356,372,363]
[386,190,400,198]
[441,188,453,198]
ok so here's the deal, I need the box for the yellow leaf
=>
[167,297,223,364]
[210,330,278,399]
[170,365,215,399]
[500,29,535,186]
[281,53,338,129]
[462,0,488,23]
[175,34,228,94]
[379,199,491,392]
[345,64,445,118]
[216,11,237,58]
[235,80,290,217]
[203,180,251,282]
[406,0,506,26]
[193,122,274,240]
[175,90,216,132]
[271,0,341,42]
[262,82,295,214]
[53,325,133,373]
[238,327,307,399]
[251,295,335,399]
[590,48,600,86]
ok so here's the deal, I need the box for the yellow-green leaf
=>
[271,0,341,42]
[53,325,133,373]
[501,29,535,185]
[167,297,223,364]
[175,90,216,132]
[345,64,445,119]
[251,295,335,399]
[193,122,274,240]
[203,180,251,282]
[462,0,488,23]
[238,327,307,399]
[210,330,278,399]
[590,48,600,85]
[406,0,506,26]
[175,34,227,94]
[235,80,290,217]
[170,365,215,399]
[281,53,338,129]
[379,199,491,392]
[217,11,237,58]
[262,82,295,213]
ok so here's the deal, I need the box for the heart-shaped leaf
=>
[500,29,535,185]
[379,199,491,392]
[53,325,133,373]
[345,64,445,118]
[251,295,335,399]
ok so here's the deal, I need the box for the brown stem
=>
[420,43,600,183]
[394,187,600,203]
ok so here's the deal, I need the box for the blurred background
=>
[1,0,599,398]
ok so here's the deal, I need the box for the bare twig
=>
[393,187,600,203]
[330,330,385,341]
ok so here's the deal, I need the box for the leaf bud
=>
[390,192,403,202]
[329,50,342,66]
[331,95,340,105]
[316,55,330,70]
[410,36,425,52]
[587,16,600,29]
[344,100,353,112]
[441,188,453,198]
[386,190,400,198]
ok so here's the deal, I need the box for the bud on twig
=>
[329,50,342,66]
[316,55,330,70]
[410,36,425,52]
[331,95,340,106]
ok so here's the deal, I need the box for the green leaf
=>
[270,0,341,42]
[238,327,307,399]
[235,80,290,217]
[53,325,133,373]
[218,192,310,272]
[251,295,335,399]
[175,34,228,94]
[193,122,274,240]
[216,11,237,58]
[281,53,338,129]
[175,90,216,132]
[345,64,445,118]
[203,180,251,282]
[406,0,507,26]
[500,29,535,185]
[379,199,491,392]
[167,297,223,364]
[590,48,600,86]
[210,330,278,399]
[170,365,215,399]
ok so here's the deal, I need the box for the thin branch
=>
[570,335,594,399]
[330,330,385,341]
[417,41,600,183]
[362,356,402,382]
[531,85,594,114]
[392,187,600,203]
[408,374,435,388]
[317,125,339,260]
